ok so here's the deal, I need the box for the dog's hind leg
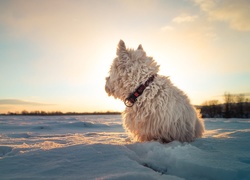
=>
[194,117,205,138]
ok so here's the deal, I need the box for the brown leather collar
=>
[124,75,156,107]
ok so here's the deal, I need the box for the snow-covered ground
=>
[0,115,250,180]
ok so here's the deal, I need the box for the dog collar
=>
[124,75,156,107]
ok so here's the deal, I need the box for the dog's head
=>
[105,40,159,101]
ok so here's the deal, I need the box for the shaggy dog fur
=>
[105,40,205,143]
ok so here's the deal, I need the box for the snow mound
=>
[126,141,250,180]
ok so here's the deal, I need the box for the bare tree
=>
[235,94,245,118]
[224,92,234,118]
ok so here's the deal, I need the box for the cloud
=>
[194,0,250,31]
[161,25,175,31]
[0,99,54,106]
[172,14,198,23]
[161,14,198,32]
[214,92,250,98]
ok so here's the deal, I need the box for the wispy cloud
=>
[0,99,54,106]
[194,0,250,31]
[172,14,198,23]
[161,25,175,31]
[213,93,250,98]
[161,14,198,32]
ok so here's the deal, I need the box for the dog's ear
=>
[137,44,143,50]
[116,40,128,59]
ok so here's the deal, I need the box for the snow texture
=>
[0,115,250,179]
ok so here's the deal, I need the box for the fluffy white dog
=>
[105,40,205,143]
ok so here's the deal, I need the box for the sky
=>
[0,0,250,113]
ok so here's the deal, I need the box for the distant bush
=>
[200,92,250,118]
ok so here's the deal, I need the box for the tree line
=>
[2,110,121,116]
[200,92,250,118]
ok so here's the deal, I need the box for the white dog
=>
[105,40,205,143]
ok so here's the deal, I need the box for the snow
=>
[0,115,250,180]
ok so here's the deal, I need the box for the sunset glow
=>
[0,0,250,113]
